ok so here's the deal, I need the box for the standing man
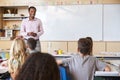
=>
[20,6,44,52]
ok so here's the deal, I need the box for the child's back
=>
[65,54,106,80]
[60,38,111,80]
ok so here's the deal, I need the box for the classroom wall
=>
[40,41,120,55]
[1,41,120,55]
[0,0,120,55]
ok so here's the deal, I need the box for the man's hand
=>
[27,32,37,37]
[32,33,37,37]
[27,32,32,36]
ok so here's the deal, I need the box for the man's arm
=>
[36,20,44,37]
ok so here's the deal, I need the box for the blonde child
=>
[8,38,29,80]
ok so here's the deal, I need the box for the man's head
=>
[27,38,37,50]
[78,38,91,55]
[28,6,36,19]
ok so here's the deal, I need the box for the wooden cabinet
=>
[0,6,28,40]
[0,8,3,29]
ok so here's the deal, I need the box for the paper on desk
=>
[95,71,119,76]
[0,65,8,73]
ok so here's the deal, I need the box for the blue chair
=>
[59,66,71,80]
[59,66,67,80]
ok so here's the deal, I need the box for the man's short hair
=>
[28,6,36,12]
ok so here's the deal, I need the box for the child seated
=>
[57,38,111,80]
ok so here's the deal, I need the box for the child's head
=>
[78,38,91,55]
[15,52,60,80]
[86,37,93,55]
[10,38,27,58]
[27,38,37,50]
[9,38,28,79]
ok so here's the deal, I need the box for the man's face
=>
[29,8,36,18]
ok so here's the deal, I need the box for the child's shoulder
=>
[89,56,97,60]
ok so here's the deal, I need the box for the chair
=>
[59,66,71,80]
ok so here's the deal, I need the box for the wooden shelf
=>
[3,19,22,20]
[0,37,11,40]
[3,16,27,20]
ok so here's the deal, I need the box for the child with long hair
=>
[8,38,29,80]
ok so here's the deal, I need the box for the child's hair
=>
[27,38,37,50]
[78,38,91,55]
[8,38,28,76]
[0,56,2,59]
[86,37,93,55]
[15,52,60,80]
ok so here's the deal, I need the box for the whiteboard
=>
[104,4,120,41]
[35,5,102,41]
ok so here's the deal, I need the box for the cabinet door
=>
[0,8,3,29]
